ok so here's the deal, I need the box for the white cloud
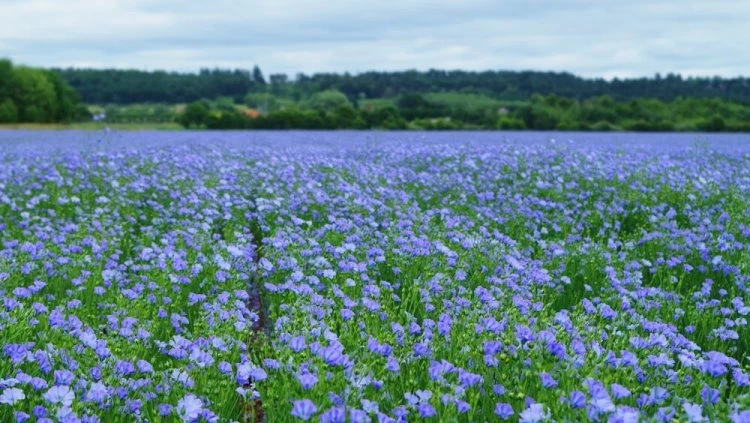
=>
[0,0,748,77]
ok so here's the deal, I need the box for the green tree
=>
[45,71,80,122]
[11,67,58,122]
[0,98,18,122]
[497,116,526,130]
[178,101,211,128]
[306,90,351,112]
[0,59,13,101]
[252,66,266,85]
[697,115,726,132]
[213,97,237,113]
[328,105,366,129]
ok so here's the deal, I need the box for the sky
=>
[1,0,749,78]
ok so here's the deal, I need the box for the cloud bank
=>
[1,0,748,77]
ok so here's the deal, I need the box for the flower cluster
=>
[1,131,749,421]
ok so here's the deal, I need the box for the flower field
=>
[1,131,750,422]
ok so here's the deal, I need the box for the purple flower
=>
[33,406,48,418]
[323,345,344,366]
[386,356,400,373]
[297,372,318,390]
[458,369,482,388]
[158,404,173,416]
[54,370,75,386]
[362,399,379,414]
[350,408,370,423]
[700,386,719,405]
[495,403,514,419]
[42,386,74,407]
[539,372,558,389]
[290,336,307,353]
[417,403,436,418]
[569,391,586,409]
[683,402,705,422]
[0,387,25,405]
[136,360,154,374]
[176,394,203,422]
[236,362,267,385]
[456,400,470,414]
[319,407,346,423]
[127,399,142,414]
[85,382,109,403]
[263,359,281,370]
[114,360,135,376]
[611,383,631,399]
[291,399,317,421]
[520,403,549,423]
[493,384,506,396]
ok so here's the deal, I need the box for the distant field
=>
[0,122,183,130]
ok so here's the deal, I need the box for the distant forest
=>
[2,58,749,131]
[53,66,750,104]
[0,59,86,123]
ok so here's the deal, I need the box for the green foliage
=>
[0,98,18,123]
[589,120,620,131]
[327,105,367,129]
[305,90,352,112]
[697,115,726,132]
[212,96,238,112]
[0,59,83,123]
[410,117,463,130]
[497,116,526,130]
[252,65,266,85]
[363,106,407,129]
[177,101,211,128]
[0,59,13,100]
[12,67,58,122]
[54,67,260,104]
[516,104,560,130]
[358,98,396,111]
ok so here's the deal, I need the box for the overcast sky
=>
[1,0,749,78]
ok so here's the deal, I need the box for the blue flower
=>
[290,336,307,353]
[54,370,75,386]
[319,407,345,423]
[14,411,30,423]
[519,403,549,423]
[42,386,74,408]
[85,382,109,404]
[495,403,514,420]
[683,402,705,422]
[176,394,203,422]
[350,408,370,423]
[700,386,719,405]
[456,400,471,414]
[611,383,631,399]
[569,391,586,409]
[539,372,558,389]
[291,399,317,421]
[417,403,436,418]
[0,387,25,405]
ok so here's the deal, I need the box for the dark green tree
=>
[252,66,266,85]
[177,101,211,128]
[0,98,18,122]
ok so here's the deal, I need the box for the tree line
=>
[53,66,267,104]
[177,91,750,132]
[0,59,88,123]
[54,66,750,105]
[4,57,750,131]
